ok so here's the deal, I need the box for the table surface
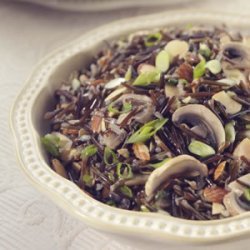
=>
[1,1,250,249]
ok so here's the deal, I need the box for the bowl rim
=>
[10,9,250,243]
[17,0,194,12]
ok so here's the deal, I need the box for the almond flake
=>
[203,186,228,203]
[133,143,150,161]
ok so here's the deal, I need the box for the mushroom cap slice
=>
[228,173,250,195]
[172,104,226,151]
[113,93,155,124]
[223,173,250,216]
[223,192,246,216]
[233,138,250,161]
[145,155,208,197]
[222,42,250,68]
[212,91,242,115]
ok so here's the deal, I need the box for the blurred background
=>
[0,0,249,249]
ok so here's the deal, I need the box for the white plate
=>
[15,0,194,11]
[10,10,250,243]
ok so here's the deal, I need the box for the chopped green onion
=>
[243,188,250,202]
[82,174,93,187]
[206,59,222,75]
[119,185,133,198]
[179,79,188,85]
[145,32,162,47]
[155,50,170,72]
[193,58,206,80]
[125,66,132,81]
[167,78,179,86]
[41,134,60,157]
[225,121,236,145]
[81,144,97,159]
[126,118,168,144]
[108,102,132,114]
[150,158,170,168]
[104,147,118,165]
[133,69,160,86]
[140,205,150,212]
[122,102,132,113]
[199,43,211,58]
[107,102,119,114]
[116,163,133,179]
[106,200,116,207]
[188,140,215,158]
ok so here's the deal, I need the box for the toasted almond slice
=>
[214,161,227,181]
[51,159,68,179]
[133,143,150,161]
[117,148,130,158]
[203,186,228,203]
[104,86,127,103]
[91,112,103,133]
[212,202,227,215]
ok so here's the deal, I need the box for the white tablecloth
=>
[1,1,250,249]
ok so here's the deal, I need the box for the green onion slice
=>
[155,50,170,72]
[133,69,161,86]
[145,32,162,47]
[81,144,97,159]
[41,134,60,157]
[193,58,206,80]
[82,173,93,187]
[188,140,215,158]
[119,185,133,198]
[150,158,170,168]
[126,118,168,144]
[104,147,118,165]
[116,163,133,179]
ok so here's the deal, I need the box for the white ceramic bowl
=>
[10,10,250,243]
[15,0,194,11]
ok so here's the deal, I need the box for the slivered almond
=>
[117,148,130,158]
[51,159,68,179]
[176,63,193,83]
[214,161,227,181]
[133,143,150,161]
[91,112,103,133]
[61,128,79,135]
[203,186,228,203]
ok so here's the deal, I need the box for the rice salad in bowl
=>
[41,24,250,221]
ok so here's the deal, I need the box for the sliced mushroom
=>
[223,192,246,216]
[113,93,155,124]
[228,174,250,195]
[172,104,226,151]
[145,155,208,197]
[100,126,127,149]
[223,174,250,216]
[212,91,242,115]
[233,138,250,161]
[221,61,248,88]
[222,42,250,69]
